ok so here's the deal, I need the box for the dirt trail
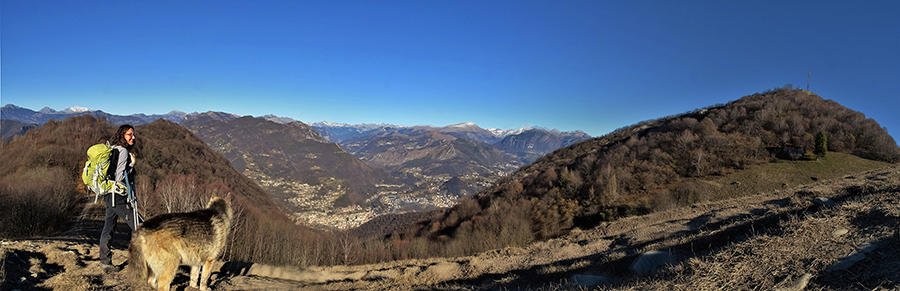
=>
[3,166,898,290]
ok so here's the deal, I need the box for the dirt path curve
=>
[2,165,898,290]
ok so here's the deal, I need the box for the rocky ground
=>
[2,165,898,291]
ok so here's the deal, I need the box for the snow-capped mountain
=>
[441,122,531,139]
[486,127,531,139]
[261,114,298,124]
[59,106,95,114]
[447,121,478,129]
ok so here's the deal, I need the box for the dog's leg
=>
[152,252,178,291]
[155,263,177,291]
[190,265,200,288]
[148,269,157,289]
[199,259,216,291]
[146,258,157,288]
[146,256,165,289]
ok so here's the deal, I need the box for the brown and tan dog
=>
[126,196,233,291]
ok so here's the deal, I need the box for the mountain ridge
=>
[2,104,193,125]
[3,104,581,142]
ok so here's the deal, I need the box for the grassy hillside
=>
[652,151,894,210]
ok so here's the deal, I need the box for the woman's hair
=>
[111,124,135,149]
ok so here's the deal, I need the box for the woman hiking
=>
[98,124,138,272]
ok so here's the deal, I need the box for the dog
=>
[126,195,233,291]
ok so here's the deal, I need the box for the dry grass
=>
[601,167,900,291]
[538,260,592,275]
[708,151,892,200]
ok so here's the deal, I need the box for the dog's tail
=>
[125,232,148,284]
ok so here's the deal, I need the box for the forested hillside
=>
[0,115,365,267]
[384,89,899,258]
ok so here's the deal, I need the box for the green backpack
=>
[82,142,125,203]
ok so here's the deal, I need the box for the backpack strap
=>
[107,146,121,180]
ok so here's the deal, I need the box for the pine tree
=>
[815,130,828,159]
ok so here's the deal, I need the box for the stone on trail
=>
[827,252,866,272]
[827,243,877,272]
[832,228,849,237]
[814,197,836,207]
[630,250,674,274]
[569,274,607,287]
[773,273,812,291]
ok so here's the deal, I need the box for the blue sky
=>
[2,1,898,138]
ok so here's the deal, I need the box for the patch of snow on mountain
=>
[448,122,479,128]
[261,114,297,124]
[310,121,346,127]
[488,127,532,138]
[59,106,94,114]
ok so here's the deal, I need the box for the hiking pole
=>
[124,171,144,230]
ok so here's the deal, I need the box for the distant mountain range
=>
[3,104,591,165]
[1,103,592,228]
[1,104,192,125]
[312,121,590,164]
[309,121,530,144]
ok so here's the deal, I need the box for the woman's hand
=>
[130,152,136,165]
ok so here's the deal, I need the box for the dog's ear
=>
[224,192,232,203]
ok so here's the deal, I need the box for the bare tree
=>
[135,177,156,217]
[338,231,358,265]
[222,195,242,261]
[691,149,705,177]
[157,175,200,213]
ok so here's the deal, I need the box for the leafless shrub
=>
[0,167,78,238]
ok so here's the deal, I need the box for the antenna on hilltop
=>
[807,69,811,91]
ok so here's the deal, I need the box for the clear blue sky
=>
[2,1,898,138]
